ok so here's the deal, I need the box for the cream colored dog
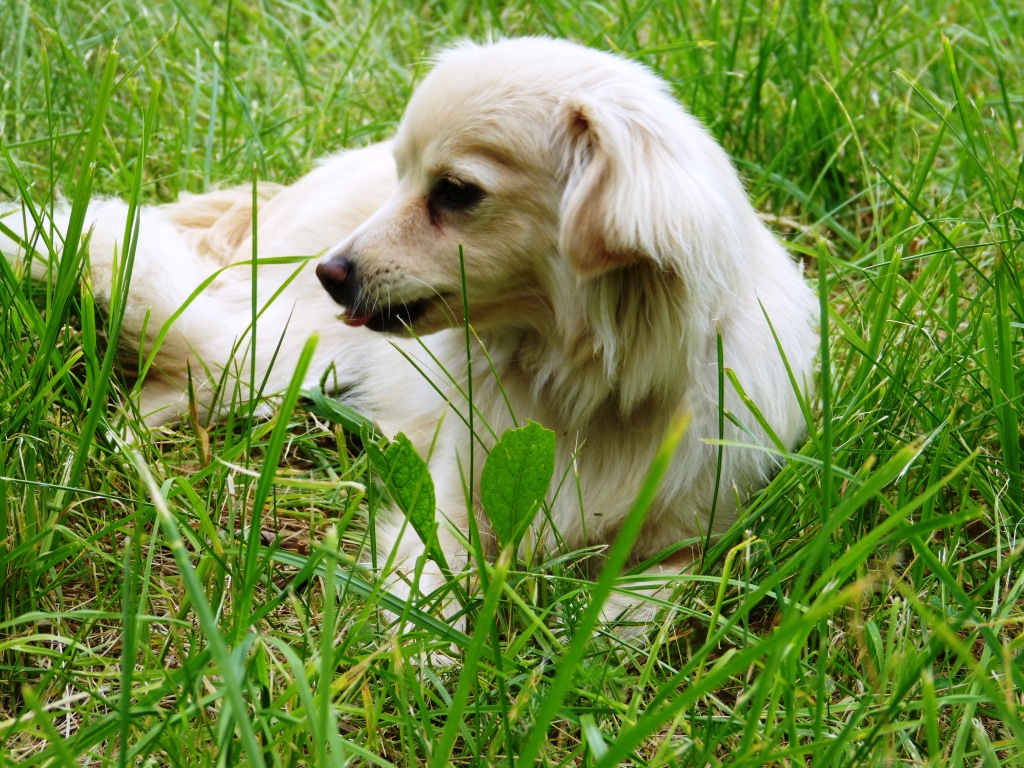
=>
[3,37,817,615]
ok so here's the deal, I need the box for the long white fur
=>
[2,37,817,617]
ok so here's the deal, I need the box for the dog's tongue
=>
[342,312,373,328]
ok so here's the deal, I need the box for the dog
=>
[2,37,817,621]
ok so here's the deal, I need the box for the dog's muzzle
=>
[316,253,428,333]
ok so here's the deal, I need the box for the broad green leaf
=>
[363,430,441,564]
[481,420,556,549]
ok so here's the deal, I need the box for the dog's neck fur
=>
[477,259,707,429]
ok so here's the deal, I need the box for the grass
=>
[1,0,1023,765]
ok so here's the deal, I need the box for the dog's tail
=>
[1,200,76,282]
[1,197,215,325]
[1,195,266,423]
[1,193,258,294]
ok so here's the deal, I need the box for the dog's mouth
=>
[340,299,429,334]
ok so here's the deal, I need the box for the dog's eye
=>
[429,176,485,214]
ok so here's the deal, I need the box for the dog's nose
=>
[316,255,352,293]
[317,254,360,307]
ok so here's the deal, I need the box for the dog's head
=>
[317,37,757,337]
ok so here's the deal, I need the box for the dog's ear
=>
[558,94,741,279]
[559,100,640,277]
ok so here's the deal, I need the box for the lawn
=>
[1,0,1022,765]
